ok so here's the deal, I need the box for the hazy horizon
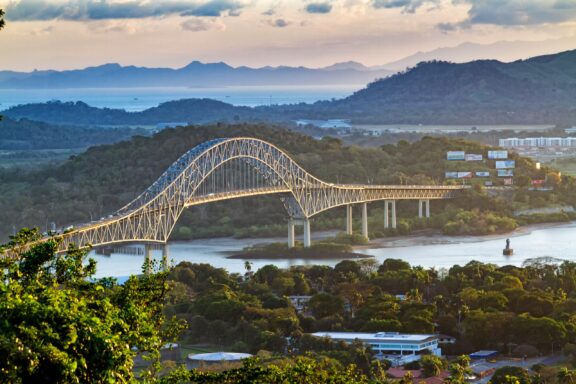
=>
[1,0,575,72]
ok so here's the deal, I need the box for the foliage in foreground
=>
[0,228,183,384]
[163,357,375,384]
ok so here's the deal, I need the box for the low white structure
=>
[187,352,253,368]
[311,332,441,366]
[499,137,576,148]
[288,295,312,313]
[295,119,352,129]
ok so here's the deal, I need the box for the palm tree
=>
[557,367,575,384]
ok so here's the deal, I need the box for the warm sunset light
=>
[1,0,575,71]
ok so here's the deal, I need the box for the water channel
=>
[91,222,576,279]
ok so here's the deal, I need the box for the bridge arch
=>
[3,138,464,255]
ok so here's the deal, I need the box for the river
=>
[90,222,576,279]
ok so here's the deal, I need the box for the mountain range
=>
[4,49,576,125]
[0,61,392,89]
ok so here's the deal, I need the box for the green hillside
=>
[0,117,143,150]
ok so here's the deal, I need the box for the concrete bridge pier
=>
[346,205,353,235]
[287,218,312,248]
[288,219,295,248]
[162,244,170,271]
[361,202,369,240]
[303,219,311,248]
[418,199,431,218]
[145,244,153,275]
[384,200,397,229]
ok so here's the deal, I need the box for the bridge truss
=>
[3,137,465,255]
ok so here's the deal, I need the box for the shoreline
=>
[227,250,372,260]
[354,221,575,251]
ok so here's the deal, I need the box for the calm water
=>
[0,85,357,112]
[91,222,576,279]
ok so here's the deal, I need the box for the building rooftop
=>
[187,352,253,361]
[469,350,499,358]
[311,332,437,343]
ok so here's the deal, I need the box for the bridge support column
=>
[303,219,311,248]
[361,203,369,240]
[418,199,430,218]
[346,205,353,235]
[384,200,397,229]
[287,220,295,248]
[145,244,153,275]
[162,244,170,271]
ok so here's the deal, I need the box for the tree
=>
[557,367,575,384]
[420,355,446,377]
[490,366,531,384]
[446,355,473,384]
[309,293,345,319]
[0,229,183,383]
[164,356,371,384]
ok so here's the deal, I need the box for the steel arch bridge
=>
[3,137,466,255]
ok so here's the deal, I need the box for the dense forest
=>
[163,257,576,382]
[0,117,145,150]
[4,50,576,126]
[0,123,573,242]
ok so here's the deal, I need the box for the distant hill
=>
[283,49,576,124]
[5,50,576,125]
[0,61,392,89]
[381,38,576,71]
[3,99,267,126]
[0,117,142,150]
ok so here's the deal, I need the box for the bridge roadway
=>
[2,137,466,262]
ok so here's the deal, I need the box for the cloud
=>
[183,0,243,17]
[5,0,244,21]
[29,25,54,35]
[87,20,138,33]
[439,0,576,30]
[305,2,333,14]
[267,18,290,27]
[181,17,226,31]
[372,0,439,13]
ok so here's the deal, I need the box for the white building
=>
[294,119,352,129]
[288,295,312,313]
[499,137,576,148]
[186,352,253,368]
[310,332,441,366]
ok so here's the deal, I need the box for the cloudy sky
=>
[1,0,575,71]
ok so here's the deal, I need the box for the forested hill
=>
[0,123,571,242]
[0,117,144,150]
[4,49,576,125]
[278,49,576,124]
[2,99,263,126]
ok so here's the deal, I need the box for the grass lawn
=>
[547,157,576,176]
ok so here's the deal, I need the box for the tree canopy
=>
[0,229,183,383]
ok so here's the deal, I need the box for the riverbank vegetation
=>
[229,234,370,260]
[0,124,574,241]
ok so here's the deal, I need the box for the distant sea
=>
[0,85,359,112]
